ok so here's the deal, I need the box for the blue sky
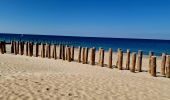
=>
[0,0,170,39]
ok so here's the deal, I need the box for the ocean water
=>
[0,33,170,56]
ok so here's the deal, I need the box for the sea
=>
[0,33,170,56]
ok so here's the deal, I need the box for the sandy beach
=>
[0,45,170,100]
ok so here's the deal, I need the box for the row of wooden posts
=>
[0,41,170,78]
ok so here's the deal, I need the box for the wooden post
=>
[151,56,157,77]
[59,44,62,59]
[21,42,25,55]
[3,41,6,53]
[45,44,49,58]
[130,53,136,72]
[62,45,65,60]
[31,42,33,56]
[28,42,31,56]
[116,48,121,68]
[148,51,154,73]
[90,47,96,65]
[85,47,89,64]
[98,48,102,65]
[71,46,74,61]
[82,47,86,64]
[26,42,28,56]
[11,41,14,53]
[0,42,3,54]
[108,48,112,68]
[100,49,104,67]
[65,45,68,60]
[166,55,170,78]
[19,41,22,55]
[41,43,45,58]
[15,41,18,55]
[29,42,33,57]
[52,45,57,59]
[67,47,71,62]
[0,41,5,54]
[19,42,23,55]
[118,50,123,70]
[126,49,130,70]
[16,41,19,54]
[40,43,43,57]
[48,44,51,58]
[78,46,82,63]
[161,53,166,75]
[137,50,143,72]
[14,41,17,55]
[35,43,39,57]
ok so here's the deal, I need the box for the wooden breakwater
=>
[0,41,170,78]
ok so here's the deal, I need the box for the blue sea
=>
[0,33,170,56]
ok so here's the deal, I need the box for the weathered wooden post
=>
[41,43,45,58]
[14,41,17,55]
[65,45,68,60]
[11,41,14,53]
[161,53,166,75]
[137,50,143,72]
[19,41,24,55]
[82,47,86,64]
[48,44,51,58]
[78,46,82,63]
[151,56,157,77]
[21,42,25,55]
[52,45,57,59]
[45,43,49,58]
[0,42,3,54]
[28,42,31,56]
[0,41,5,54]
[71,46,74,61]
[26,42,29,56]
[4,42,6,53]
[100,49,104,67]
[116,48,121,68]
[19,41,22,55]
[59,44,62,59]
[85,47,89,64]
[31,42,34,56]
[67,47,71,62]
[2,41,6,53]
[14,41,17,54]
[148,51,154,73]
[126,49,130,70]
[40,43,43,57]
[90,47,96,65]
[166,55,170,78]
[118,50,123,70]
[130,53,136,72]
[35,43,39,57]
[15,41,19,54]
[98,47,102,65]
[0,42,2,54]
[62,45,65,60]
[108,48,112,68]
[29,42,33,57]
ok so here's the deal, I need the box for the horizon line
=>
[0,32,170,41]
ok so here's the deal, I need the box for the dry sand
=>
[0,45,170,100]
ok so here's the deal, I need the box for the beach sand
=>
[0,45,170,100]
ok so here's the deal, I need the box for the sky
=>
[0,0,170,39]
